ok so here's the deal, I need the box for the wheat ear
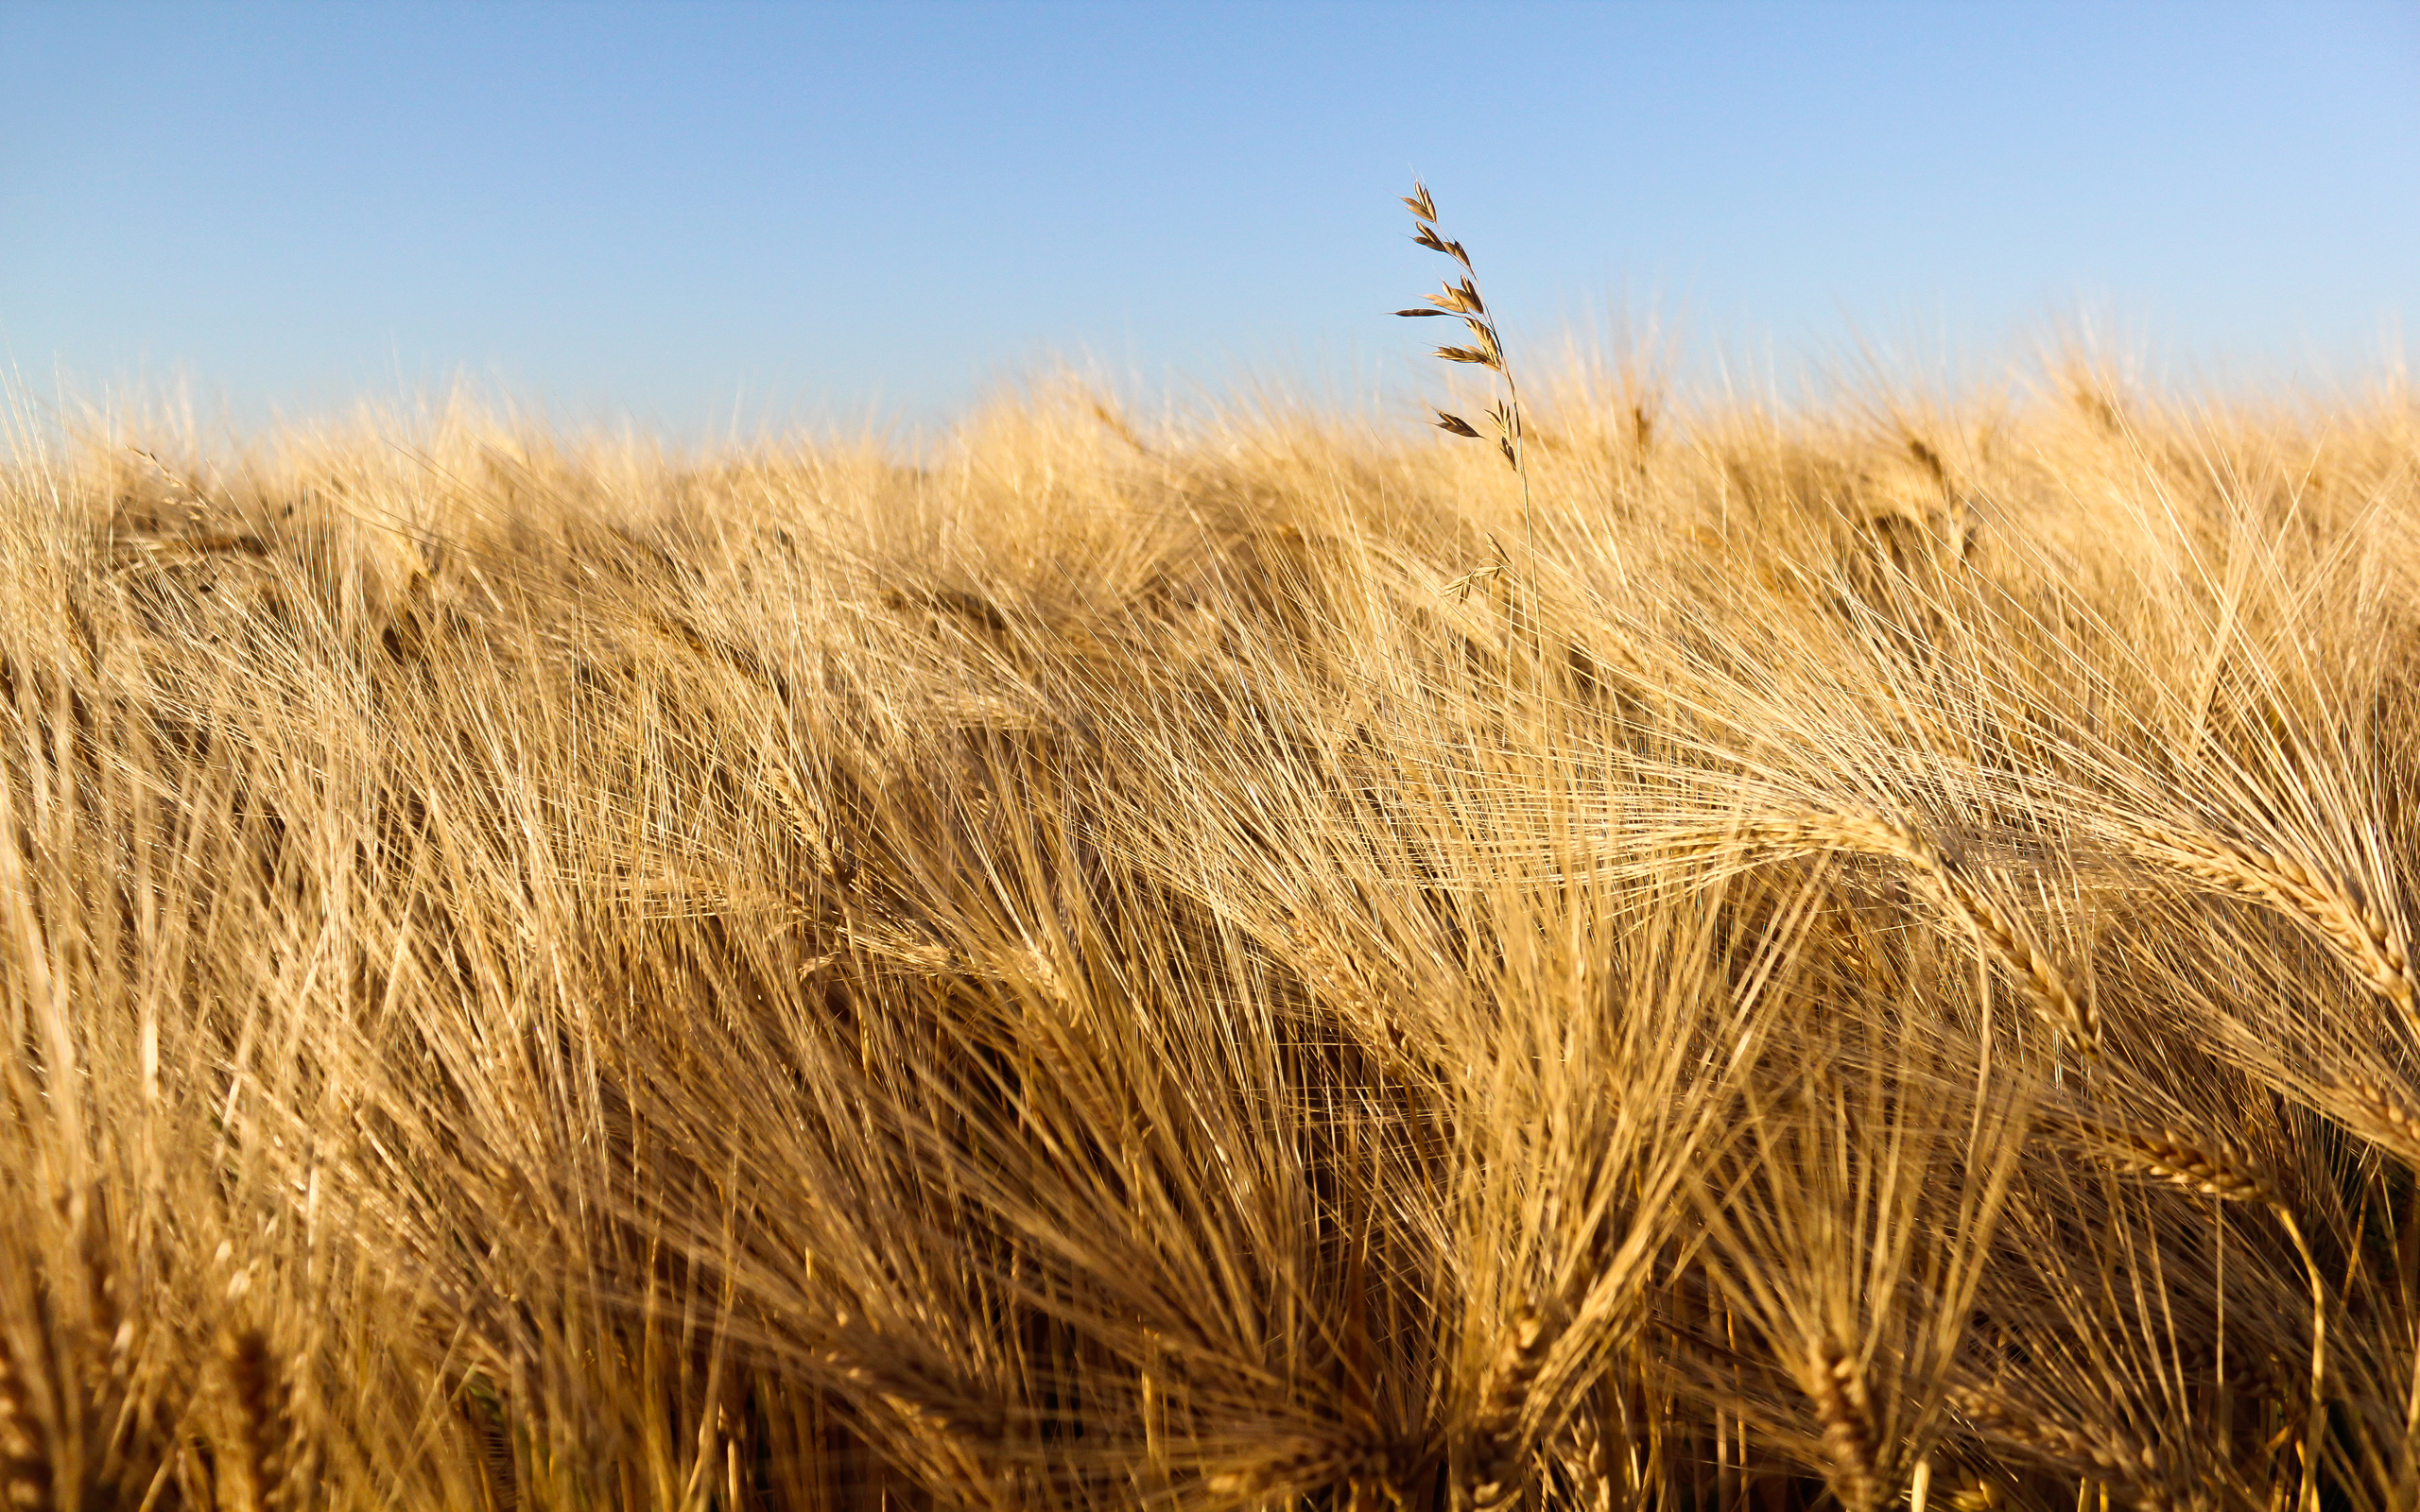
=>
[75,1189,131,1404]
[1281,918,1431,1084]
[1468,1305,1552,1511]
[1804,1335,1880,1512]
[2070,1120,2274,1203]
[2329,1074,2420,1165]
[225,1329,289,1512]
[1727,812,2100,1060]
[1942,1383,2177,1507]
[1203,1437,1393,1506]
[2130,824,2416,1012]
[2071,1120,2325,1512]
[1944,1473,2009,1511]
[1562,1407,1616,1512]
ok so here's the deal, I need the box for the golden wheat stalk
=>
[2128,824,2416,1013]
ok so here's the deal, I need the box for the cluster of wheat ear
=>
[7,193,2420,1510]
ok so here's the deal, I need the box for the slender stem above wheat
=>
[1398,181,1536,591]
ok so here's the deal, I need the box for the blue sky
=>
[5,1,2416,436]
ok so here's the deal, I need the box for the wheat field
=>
[3,339,2420,1512]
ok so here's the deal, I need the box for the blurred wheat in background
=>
[6,316,2420,1510]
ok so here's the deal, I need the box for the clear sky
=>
[5,1,2417,437]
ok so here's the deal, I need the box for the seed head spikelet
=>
[1397,180,1533,569]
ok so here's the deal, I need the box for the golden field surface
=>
[4,369,2420,1511]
